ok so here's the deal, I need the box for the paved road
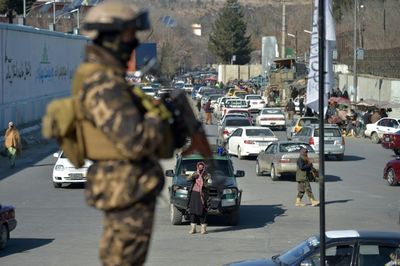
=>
[0,124,399,266]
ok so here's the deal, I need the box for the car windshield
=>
[228,110,250,116]
[299,118,319,126]
[225,119,251,127]
[178,159,233,177]
[279,143,314,153]
[226,100,247,106]
[277,236,320,264]
[247,96,262,100]
[246,128,274,137]
[262,109,283,115]
[314,128,342,137]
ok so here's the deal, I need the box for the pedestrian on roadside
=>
[305,107,314,117]
[285,99,296,120]
[187,162,211,234]
[299,98,305,117]
[4,121,22,168]
[203,99,213,125]
[295,148,319,207]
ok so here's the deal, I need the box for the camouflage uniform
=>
[79,45,164,265]
[295,152,319,207]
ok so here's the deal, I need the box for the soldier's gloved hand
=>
[182,132,212,159]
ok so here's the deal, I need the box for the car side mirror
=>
[165,170,174,177]
[53,152,59,158]
[235,170,245,177]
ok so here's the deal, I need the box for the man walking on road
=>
[295,148,319,207]
[4,121,21,168]
[285,99,296,120]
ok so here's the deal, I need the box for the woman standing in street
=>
[4,121,21,168]
[188,162,211,234]
[295,148,319,207]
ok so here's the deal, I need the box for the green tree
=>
[159,42,179,81]
[0,0,34,14]
[208,0,253,65]
[332,0,353,22]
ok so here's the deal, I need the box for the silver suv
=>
[292,124,345,160]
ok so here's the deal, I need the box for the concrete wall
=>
[218,64,262,84]
[0,23,88,129]
[338,73,400,117]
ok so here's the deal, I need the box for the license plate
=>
[69,173,84,180]
[258,142,268,146]
[270,122,276,125]
[384,137,390,142]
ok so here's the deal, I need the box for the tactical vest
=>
[72,63,173,161]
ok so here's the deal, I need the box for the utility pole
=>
[23,0,26,24]
[353,0,358,102]
[281,0,286,58]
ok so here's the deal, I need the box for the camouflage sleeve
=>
[82,70,162,160]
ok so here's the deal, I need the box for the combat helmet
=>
[82,1,150,40]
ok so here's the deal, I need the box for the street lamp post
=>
[52,0,56,31]
[23,0,26,24]
[353,0,358,102]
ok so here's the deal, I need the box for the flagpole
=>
[318,0,326,265]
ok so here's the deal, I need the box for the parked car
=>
[221,109,253,125]
[286,116,319,140]
[256,141,319,180]
[215,96,239,116]
[365,117,400,144]
[226,126,278,159]
[292,124,345,160]
[244,94,266,111]
[222,99,249,116]
[166,152,244,226]
[381,130,400,155]
[52,151,93,188]
[383,157,400,186]
[256,108,286,130]
[155,88,173,100]
[0,204,17,249]
[191,85,201,100]
[141,86,156,97]
[183,83,193,93]
[218,117,252,144]
[225,230,400,266]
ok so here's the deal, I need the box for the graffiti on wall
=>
[4,43,77,85]
[4,55,32,84]
[35,42,75,83]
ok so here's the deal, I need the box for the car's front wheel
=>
[371,132,380,144]
[170,204,183,225]
[387,168,398,186]
[53,182,62,188]
[394,149,400,156]
[225,209,239,226]
[0,224,8,250]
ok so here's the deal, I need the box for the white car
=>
[244,94,266,111]
[365,117,400,143]
[142,86,156,97]
[222,99,249,116]
[183,83,194,93]
[256,108,286,130]
[52,151,92,188]
[218,117,252,143]
[214,96,238,116]
[226,126,278,159]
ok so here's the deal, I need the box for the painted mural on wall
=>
[1,26,88,105]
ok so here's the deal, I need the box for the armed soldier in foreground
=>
[45,1,212,265]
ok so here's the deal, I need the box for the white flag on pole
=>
[306,0,336,114]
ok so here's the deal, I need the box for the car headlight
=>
[222,188,237,200]
[172,186,188,199]
[54,165,64,171]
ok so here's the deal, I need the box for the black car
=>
[0,204,17,249]
[225,230,400,266]
[166,152,244,226]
